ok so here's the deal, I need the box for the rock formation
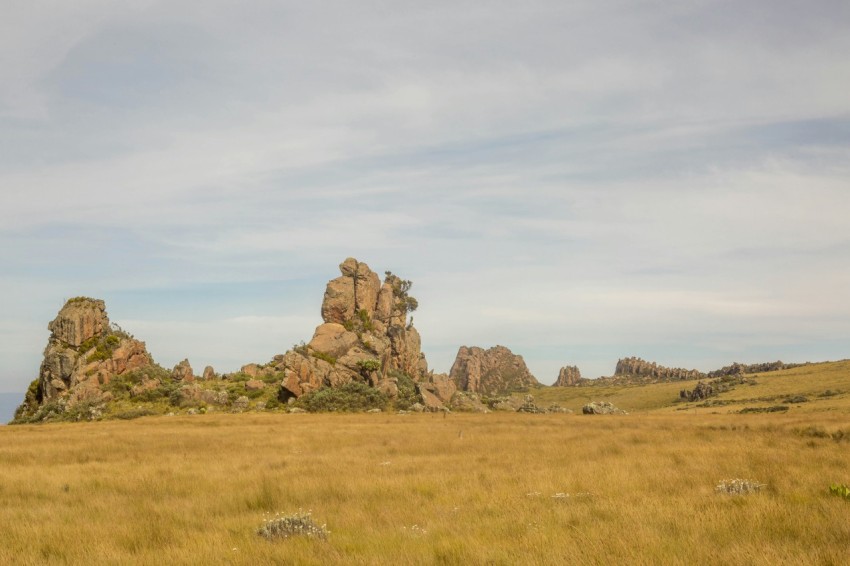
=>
[679,381,716,402]
[15,298,154,420]
[171,359,195,382]
[554,365,582,386]
[707,360,803,377]
[679,374,749,402]
[614,357,704,382]
[449,345,539,396]
[266,258,428,401]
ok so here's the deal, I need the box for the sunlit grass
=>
[2,406,849,564]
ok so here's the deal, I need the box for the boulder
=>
[308,323,359,359]
[516,394,545,414]
[418,387,444,411]
[582,401,626,415]
[448,391,489,413]
[172,359,194,382]
[245,379,265,391]
[241,363,261,377]
[202,366,216,380]
[232,396,250,411]
[423,373,457,403]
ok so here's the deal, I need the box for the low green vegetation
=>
[384,271,418,318]
[293,382,389,413]
[391,370,422,410]
[310,351,337,365]
[356,359,381,373]
[829,483,850,500]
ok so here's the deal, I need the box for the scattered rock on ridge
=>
[707,361,804,377]
[614,357,703,382]
[449,345,539,396]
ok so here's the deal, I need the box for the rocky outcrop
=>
[202,366,216,380]
[516,394,545,414]
[15,298,154,420]
[171,359,195,382]
[266,258,428,401]
[679,374,750,402]
[679,381,716,402]
[614,357,704,382]
[449,345,539,396]
[707,361,804,377]
[582,401,626,415]
[554,365,582,386]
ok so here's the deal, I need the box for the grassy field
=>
[1,361,848,565]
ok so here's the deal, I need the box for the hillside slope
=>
[523,360,850,415]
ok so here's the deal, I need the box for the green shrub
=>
[357,359,381,373]
[311,351,337,365]
[82,332,124,363]
[391,371,422,410]
[115,407,156,420]
[357,309,374,331]
[262,371,283,384]
[246,388,265,399]
[294,382,388,413]
[830,484,850,500]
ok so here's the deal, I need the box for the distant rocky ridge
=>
[615,357,703,381]
[707,361,805,377]
[449,345,539,396]
[574,356,810,388]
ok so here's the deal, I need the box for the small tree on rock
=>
[384,271,418,320]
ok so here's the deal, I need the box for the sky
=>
[1,0,849,393]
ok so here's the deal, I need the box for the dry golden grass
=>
[2,407,850,565]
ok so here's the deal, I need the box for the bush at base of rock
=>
[293,382,390,413]
[392,371,423,410]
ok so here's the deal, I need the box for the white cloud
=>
[1,1,849,391]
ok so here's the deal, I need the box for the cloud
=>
[1,1,849,391]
